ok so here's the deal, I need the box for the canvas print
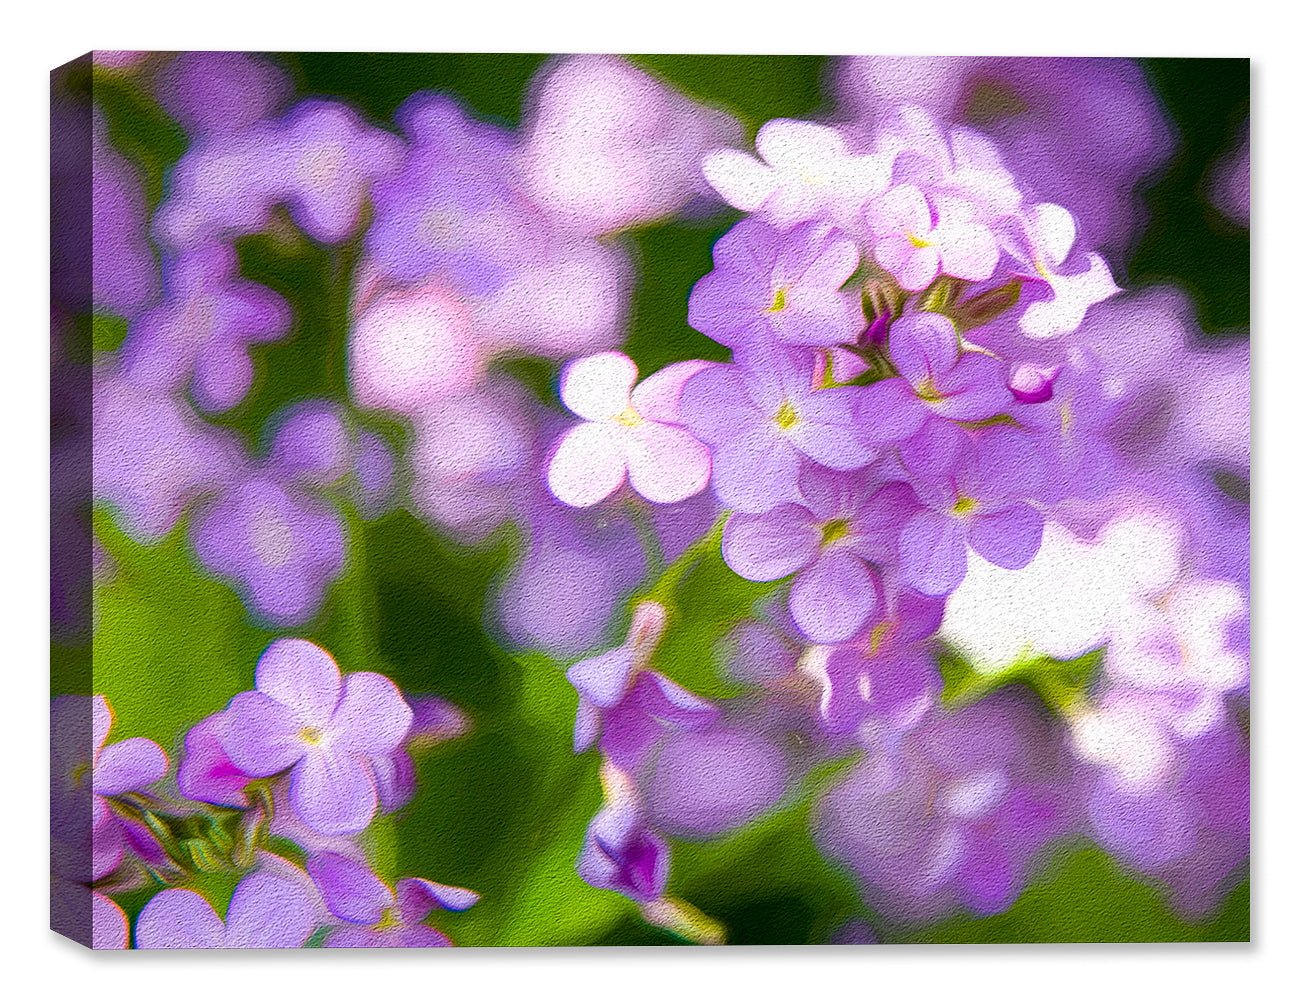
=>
[51,52,1249,948]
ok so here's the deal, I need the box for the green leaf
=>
[938,643,1104,717]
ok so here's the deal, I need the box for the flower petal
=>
[290,747,378,836]
[219,691,307,777]
[722,504,821,581]
[711,428,799,513]
[255,638,342,727]
[889,312,960,388]
[631,360,715,424]
[307,852,395,925]
[1028,203,1076,270]
[703,149,778,211]
[330,672,413,757]
[967,503,1044,570]
[567,647,637,708]
[625,423,711,504]
[135,889,226,949]
[560,351,638,420]
[396,878,479,923]
[756,119,849,170]
[225,869,323,948]
[899,511,969,596]
[856,377,929,444]
[547,421,628,507]
[93,737,168,796]
[789,550,879,643]
[931,355,1013,422]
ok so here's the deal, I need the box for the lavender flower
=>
[218,639,413,835]
[856,312,1013,445]
[815,692,1075,925]
[680,349,875,513]
[687,219,863,351]
[576,763,671,903]
[308,851,477,948]
[188,476,348,627]
[135,856,325,948]
[721,468,919,643]
[118,242,292,413]
[50,695,169,882]
[547,352,711,507]
[896,423,1046,596]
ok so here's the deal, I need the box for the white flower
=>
[547,352,712,507]
[703,119,890,229]
[1008,203,1121,339]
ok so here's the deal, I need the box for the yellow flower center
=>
[951,495,979,518]
[908,232,931,249]
[915,377,944,402]
[820,519,851,546]
[299,726,324,744]
[773,400,800,431]
[614,405,645,427]
[768,287,789,312]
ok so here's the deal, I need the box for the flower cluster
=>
[52,641,475,949]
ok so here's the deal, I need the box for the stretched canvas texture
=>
[51,52,1249,948]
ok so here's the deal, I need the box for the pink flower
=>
[547,352,712,507]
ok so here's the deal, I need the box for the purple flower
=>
[715,620,799,687]
[702,118,891,230]
[264,400,357,487]
[1076,699,1248,919]
[272,99,407,245]
[644,723,790,839]
[93,371,245,544]
[92,110,159,319]
[815,693,1075,925]
[153,99,402,251]
[176,712,252,808]
[155,51,291,141]
[687,219,863,351]
[348,281,484,419]
[218,639,413,835]
[857,312,1013,445]
[797,609,943,738]
[495,491,650,657]
[135,856,325,949]
[408,386,536,542]
[518,55,743,236]
[867,185,999,290]
[721,468,919,643]
[680,349,875,513]
[365,93,545,294]
[308,851,478,948]
[189,476,348,627]
[896,423,1046,596]
[119,242,292,413]
[576,764,671,903]
[835,58,1175,261]
[50,695,169,882]
[565,601,709,761]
